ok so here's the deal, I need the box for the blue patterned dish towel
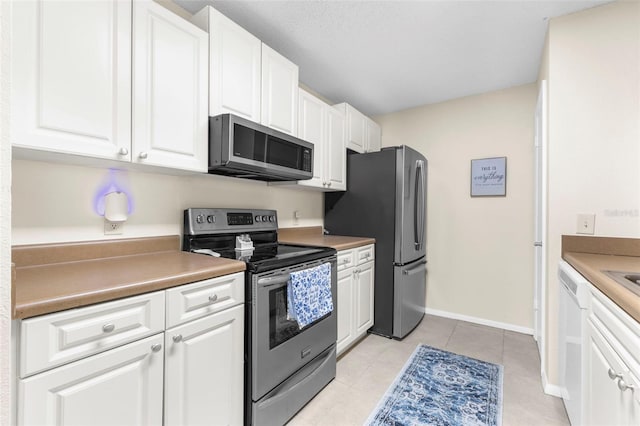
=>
[287,263,333,329]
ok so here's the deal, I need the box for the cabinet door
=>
[164,305,244,426]
[261,44,299,136]
[355,261,375,335]
[207,7,262,121]
[18,334,164,426]
[11,0,132,160]
[336,268,355,356]
[585,322,626,426]
[345,104,366,153]
[297,89,325,188]
[133,1,208,172]
[366,118,382,153]
[326,106,346,191]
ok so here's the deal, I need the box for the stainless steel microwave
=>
[208,114,313,181]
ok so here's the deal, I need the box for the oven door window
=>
[268,283,329,349]
[269,285,301,349]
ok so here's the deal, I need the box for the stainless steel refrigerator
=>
[324,145,427,339]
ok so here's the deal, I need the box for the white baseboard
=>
[541,370,564,398]
[424,308,535,336]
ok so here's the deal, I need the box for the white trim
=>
[541,370,564,398]
[424,308,534,336]
[534,79,548,382]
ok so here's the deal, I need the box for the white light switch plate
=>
[577,214,595,235]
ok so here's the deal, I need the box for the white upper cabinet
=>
[297,89,325,187]
[367,119,382,153]
[274,89,345,191]
[11,0,132,160]
[11,0,208,172]
[192,6,261,122]
[133,0,208,172]
[192,6,299,136]
[261,44,299,136]
[326,105,347,190]
[335,103,381,153]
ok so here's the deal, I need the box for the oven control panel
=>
[184,208,278,235]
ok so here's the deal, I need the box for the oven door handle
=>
[257,274,290,288]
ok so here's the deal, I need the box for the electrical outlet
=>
[104,220,124,235]
[576,214,595,235]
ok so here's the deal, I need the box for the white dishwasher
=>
[558,260,590,426]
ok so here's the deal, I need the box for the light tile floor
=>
[289,314,569,426]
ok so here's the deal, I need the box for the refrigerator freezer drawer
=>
[393,259,427,338]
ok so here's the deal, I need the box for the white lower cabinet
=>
[336,245,375,356]
[585,283,640,426]
[19,334,164,425]
[17,272,245,426]
[164,304,244,426]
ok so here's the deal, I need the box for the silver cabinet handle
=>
[151,343,162,352]
[118,147,129,156]
[618,378,635,392]
[102,324,115,333]
[172,335,183,343]
[139,152,148,159]
[327,182,332,187]
[608,368,623,380]
[208,294,218,303]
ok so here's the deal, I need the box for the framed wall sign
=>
[470,157,507,197]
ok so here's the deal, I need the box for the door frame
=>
[534,80,548,377]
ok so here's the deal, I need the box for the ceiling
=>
[175,0,611,117]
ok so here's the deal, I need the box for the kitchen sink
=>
[603,270,640,296]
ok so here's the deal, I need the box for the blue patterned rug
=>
[365,345,503,426]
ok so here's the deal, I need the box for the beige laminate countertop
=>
[562,235,640,323]
[278,226,375,251]
[12,236,245,319]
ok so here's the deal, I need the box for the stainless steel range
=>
[183,208,337,425]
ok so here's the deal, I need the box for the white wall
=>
[0,1,11,423]
[375,84,537,331]
[12,160,323,245]
[543,0,640,384]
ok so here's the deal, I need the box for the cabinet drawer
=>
[165,272,244,329]
[356,244,375,265]
[589,284,640,375]
[337,249,355,272]
[20,291,165,378]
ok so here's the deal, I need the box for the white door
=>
[345,104,366,153]
[207,7,261,121]
[336,268,354,355]
[133,0,208,172]
[298,89,325,187]
[366,119,382,153]
[164,305,244,426]
[533,80,547,371]
[326,106,347,191]
[261,43,299,136]
[585,325,626,426]
[355,262,375,335]
[11,0,132,160]
[18,334,164,426]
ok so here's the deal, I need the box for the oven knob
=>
[255,215,261,222]
[262,215,268,222]
[196,214,204,224]
[269,215,275,222]
[206,215,215,223]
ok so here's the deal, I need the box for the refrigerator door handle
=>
[414,160,426,250]
[403,260,427,275]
